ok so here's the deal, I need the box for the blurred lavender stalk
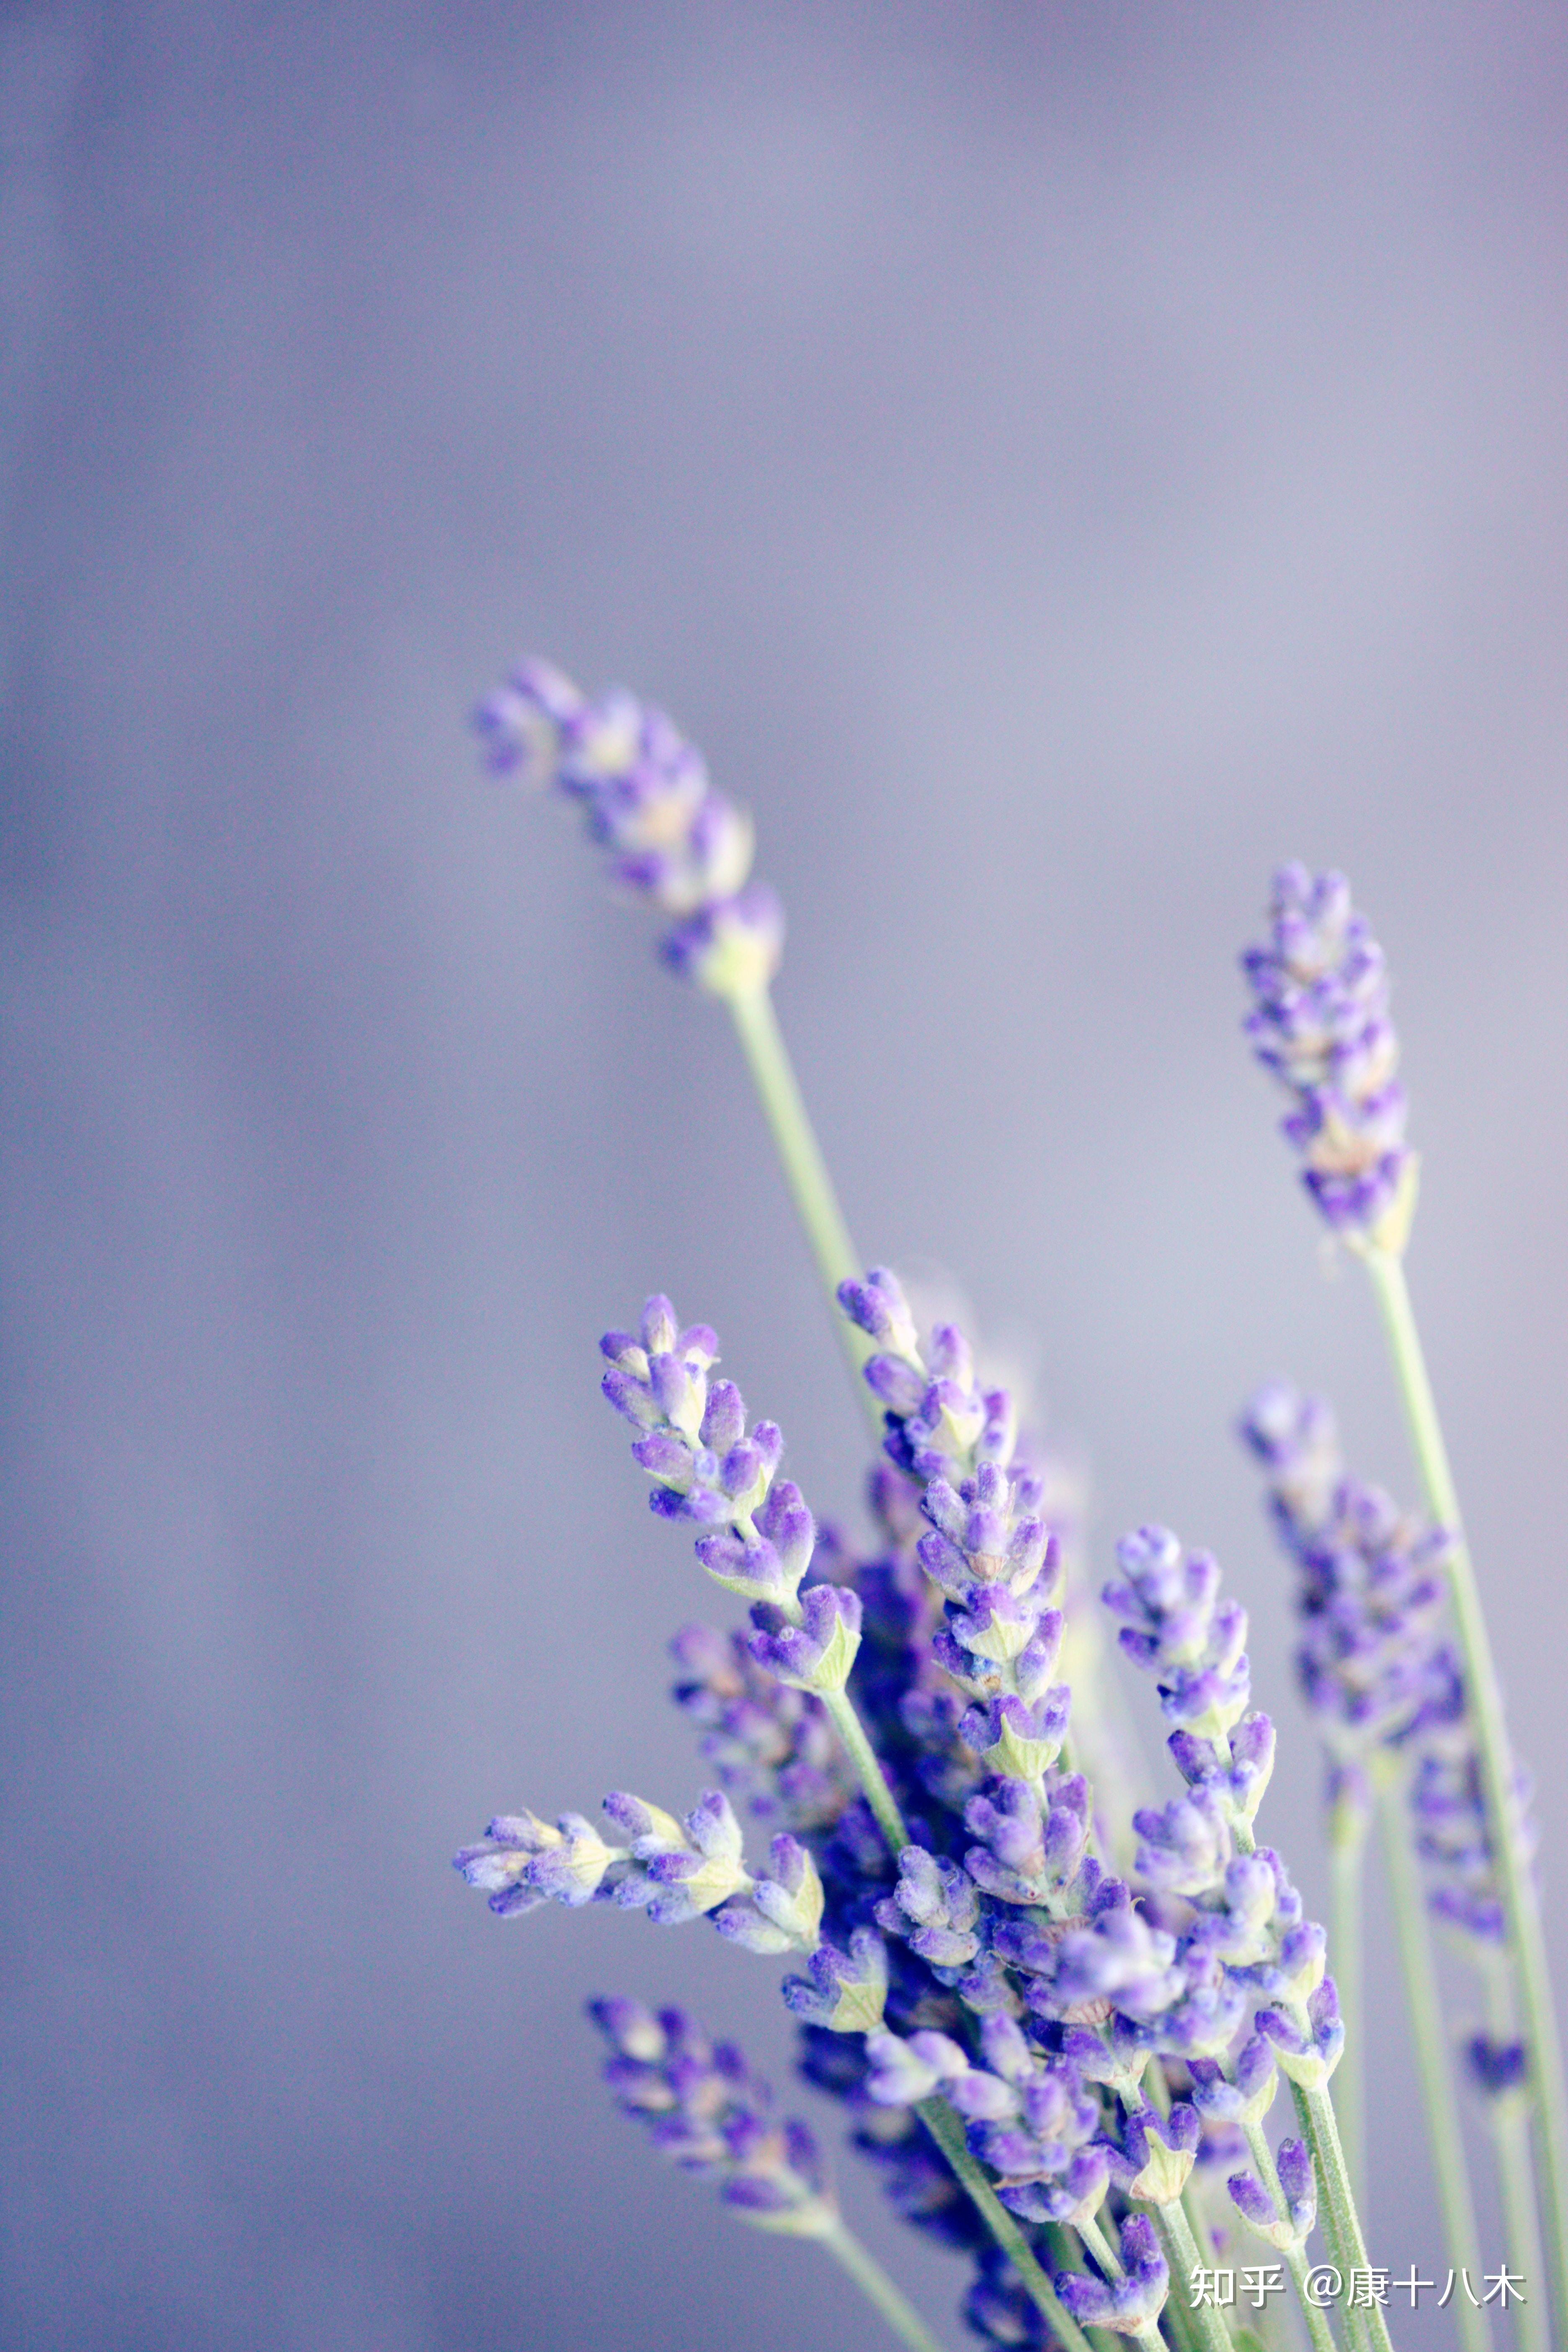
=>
[590,1999,954,2352]
[1241,1383,1495,2352]
[1243,864,1568,2338]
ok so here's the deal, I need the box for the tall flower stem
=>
[1331,1815,1368,2207]
[914,2097,1096,2352]
[1362,1243,1568,2331]
[724,983,877,1415]
[819,2213,955,2352]
[1372,1759,1491,2352]
[1147,2193,1240,2352]
[1291,2080,1393,2352]
[1484,1955,1550,2352]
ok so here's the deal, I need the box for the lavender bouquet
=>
[453,663,1562,2351]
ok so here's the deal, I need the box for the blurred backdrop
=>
[4,5,1567,2346]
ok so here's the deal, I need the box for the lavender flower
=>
[1053,2213,1168,2335]
[669,1622,854,1830]
[1241,1383,1449,1799]
[838,1268,1068,1777]
[1104,1526,1274,1831]
[591,1998,838,2237]
[1225,2135,1317,2253]
[475,657,783,993]
[1240,862,1414,1241]
[1243,1382,1537,1978]
[455,1787,825,1954]
[602,1295,866,1700]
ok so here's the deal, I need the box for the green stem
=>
[1151,2193,1240,2352]
[1329,1818,1367,2210]
[914,2098,1096,2352]
[820,2214,954,2352]
[1372,1761,1492,2352]
[1294,2080,1393,2352]
[724,984,876,1415]
[822,1687,910,1854]
[1363,1245,1568,2334]
[1292,2079,1364,2352]
[1484,1955,1550,2352]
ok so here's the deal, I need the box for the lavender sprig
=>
[1242,1380,1540,2352]
[455,1787,830,1957]
[1243,863,1568,2335]
[475,658,782,994]
[1104,1523,1393,2352]
[600,1292,906,1852]
[591,1999,953,2352]
[477,658,873,1397]
[1240,861,1414,1248]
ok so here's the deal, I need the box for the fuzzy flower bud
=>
[782,1929,890,2033]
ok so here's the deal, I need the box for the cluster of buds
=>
[1242,1382,1452,1831]
[475,657,783,993]
[590,1999,838,2237]
[1242,1381,1536,2094]
[457,1272,1364,2347]
[838,1269,1070,1788]
[601,1295,864,1698]
[668,1622,855,1830]
[454,1787,826,1955]
[1240,862,1414,1243]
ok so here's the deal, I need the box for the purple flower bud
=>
[1466,2034,1529,2098]
[781,1928,890,2033]
[838,1268,920,1353]
[748,1583,863,1696]
[1055,2213,1168,2331]
[1227,2168,1278,2230]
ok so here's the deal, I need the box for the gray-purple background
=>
[4,5,1567,2347]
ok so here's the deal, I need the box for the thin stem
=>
[1362,1246,1568,2334]
[1295,2081,1394,2352]
[1291,2080,1364,2352]
[1151,2192,1240,2352]
[1280,2248,1340,2352]
[1372,1761,1492,2352]
[1330,1819,1367,2209]
[820,2214,954,2352]
[914,2097,1096,2352]
[1484,1955,1550,2352]
[724,984,877,1416]
[822,1687,910,1854]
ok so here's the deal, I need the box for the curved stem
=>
[914,2097,1095,2352]
[820,2214,954,2352]
[1330,1818,1367,2208]
[724,984,877,1418]
[1362,1246,1568,2335]
[1372,1761,1492,2352]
